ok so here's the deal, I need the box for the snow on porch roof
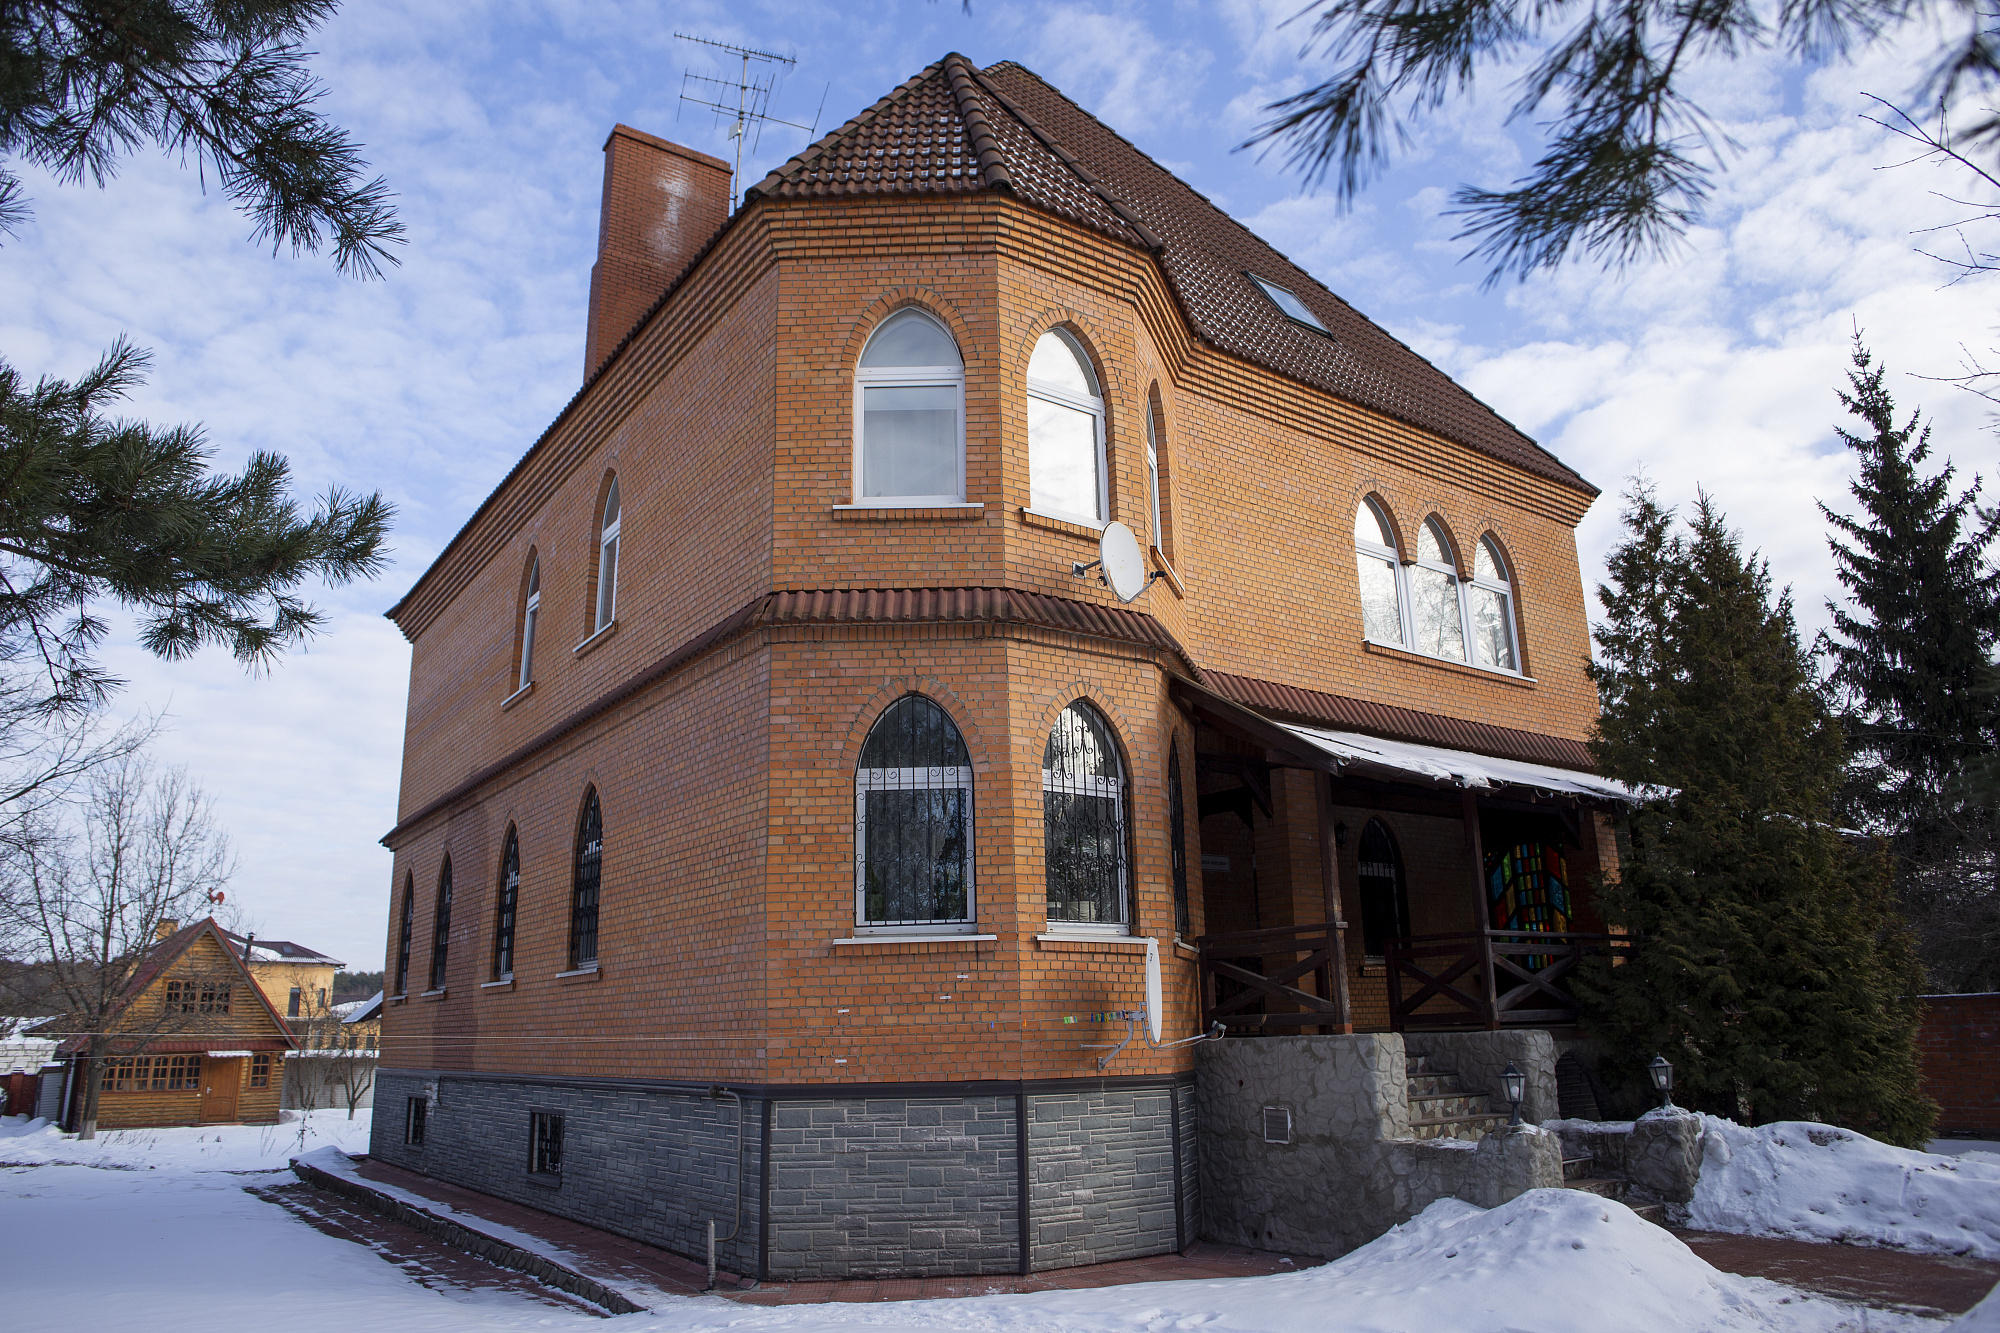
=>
[1278,723,1641,804]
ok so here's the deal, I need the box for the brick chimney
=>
[584,125,732,380]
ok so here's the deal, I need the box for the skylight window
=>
[1249,274,1328,333]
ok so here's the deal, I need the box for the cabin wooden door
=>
[198,1058,240,1122]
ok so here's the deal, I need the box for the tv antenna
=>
[675,33,824,208]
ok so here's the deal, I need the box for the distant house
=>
[38,918,297,1130]
[283,992,383,1114]
[222,929,344,1024]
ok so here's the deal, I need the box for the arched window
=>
[1409,519,1465,661]
[855,309,965,505]
[428,859,453,992]
[517,556,540,691]
[570,789,602,969]
[1355,818,1409,959]
[1468,537,1518,671]
[1168,738,1191,939]
[854,695,974,931]
[1354,499,1404,647]
[1043,701,1128,929]
[1146,392,1175,558]
[1027,330,1105,526]
[493,828,520,979]
[394,875,414,996]
[594,480,620,634]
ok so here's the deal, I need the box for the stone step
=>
[1563,1176,1623,1198]
[1629,1202,1667,1226]
[1561,1154,1596,1182]
[1406,1074,1466,1097]
[1410,1093,1488,1119]
[1409,1113,1507,1141]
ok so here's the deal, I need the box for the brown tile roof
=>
[747,55,1592,495]
[1204,671,1597,771]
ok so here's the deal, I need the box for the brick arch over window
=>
[853,693,976,932]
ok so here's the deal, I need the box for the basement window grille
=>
[1262,1105,1292,1145]
[529,1111,564,1177]
[405,1096,426,1146]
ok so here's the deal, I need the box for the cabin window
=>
[529,1111,564,1176]
[394,876,414,996]
[518,555,540,690]
[105,1053,202,1093]
[1168,738,1191,939]
[1043,701,1129,930]
[494,827,520,979]
[855,309,966,504]
[405,1096,427,1146]
[1356,818,1410,959]
[1249,273,1329,332]
[570,790,602,969]
[1354,499,1404,647]
[594,478,621,634]
[164,980,231,1014]
[1468,537,1519,671]
[1027,330,1106,526]
[250,1053,271,1088]
[854,695,974,931]
[1409,519,1466,661]
[428,859,453,992]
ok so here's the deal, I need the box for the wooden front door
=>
[198,1058,240,1122]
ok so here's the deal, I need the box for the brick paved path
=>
[1673,1230,2000,1317]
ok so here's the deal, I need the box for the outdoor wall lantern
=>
[1501,1061,1525,1126]
[1648,1055,1675,1110]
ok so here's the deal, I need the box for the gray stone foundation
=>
[369,1070,1193,1280]
[1194,1033,1563,1260]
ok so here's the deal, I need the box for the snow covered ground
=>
[1,1111,1974,1333]
[1692,1117,2000,1258]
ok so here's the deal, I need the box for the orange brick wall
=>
[382,183,1608,1084]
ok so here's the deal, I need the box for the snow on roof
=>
[340,992,383,1024]
[0,1016,61,1072]
[1279,723,1643,803]
[219,929,344,969]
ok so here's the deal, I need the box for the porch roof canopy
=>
[1278,724,1641,804]
[1169,674,1641,806]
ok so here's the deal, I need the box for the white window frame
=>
[1355,498,1407,649]
[594,483,620,633]
[1407,518,1465,662]
[1145,401,1164,552]
[1026,330,1107,530]
[519,558,540,690]
[1249,273,1330,333]
[1465,537,1521,673]
[853,764,978,935]
[853,311,966,508]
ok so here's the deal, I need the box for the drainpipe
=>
[700,1080,740,1288]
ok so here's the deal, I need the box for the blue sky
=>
[3,1,1994,968]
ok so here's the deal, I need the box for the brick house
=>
[40,919,296,1130]
[371,54,1627,1279]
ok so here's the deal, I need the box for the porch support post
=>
[1316,771,1353,1034]
[1460,788,1499,1030]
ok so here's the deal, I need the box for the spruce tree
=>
[1580,484,1934,1146]
[1820,338,2000,993]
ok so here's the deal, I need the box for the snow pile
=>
[639,1191,1930,1333]
[1691,1116,2000,1257]
[1953,1285,2000,1332]
[0,1109,371,1172]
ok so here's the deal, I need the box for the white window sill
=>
[1036,931,1147,948]
[387,994,407,1006]
[1149,548,1185,598]
[481,977,514,991]
[419,988,446,1000]
[501,681,534,711]
[555,965,601,981]
[1362,637,1534,685]
[833,501,981,512]
[573,620,617,658]
[1022,507,1105,532]
[833,934,998,946]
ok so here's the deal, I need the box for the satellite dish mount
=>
[1072,521,1163,603]
[1089,937,1225,1070]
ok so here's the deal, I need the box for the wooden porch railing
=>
[1196,923,1346,1032]
[1384,930,1631,1031]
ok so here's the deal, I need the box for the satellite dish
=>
[1099,522,1147,603]
[1143,936,1163,1043]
